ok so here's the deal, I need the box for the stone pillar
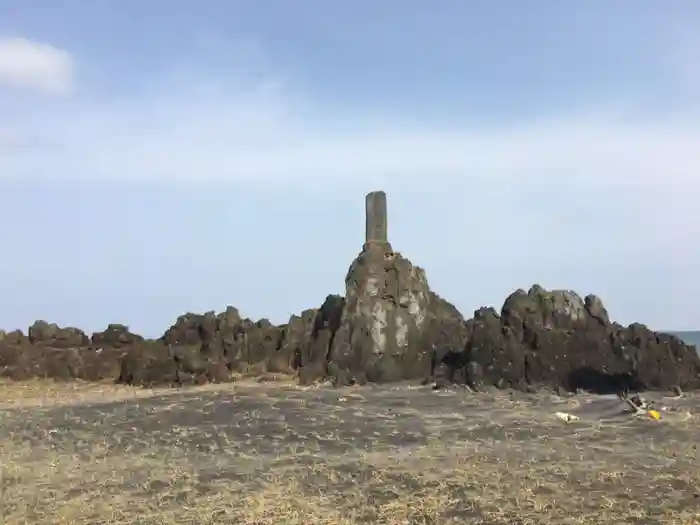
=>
[365,191,388,245]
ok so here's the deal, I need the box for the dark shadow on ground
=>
[567,366,645,394]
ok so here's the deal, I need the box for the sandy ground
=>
[0,379,699,524]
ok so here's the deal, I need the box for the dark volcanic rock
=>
[425,291,470,386]
[319,241,468,386]
[318,190,444,385]
[425,291,469,354]
[7,281,696,394]
[297,294,345,385]
[230,318,286,373]
[118,343,179,387]
[117,341,230,387]
[463,307,526,390]
[92,324,144,348]
[0,329,27,345]
[278,308,318,376]
[447,285,700,394]
[131,306,291,386]
[0,342,124,381]
[28,320,90,348]
[325,244,429,385]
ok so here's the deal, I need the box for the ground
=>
[0,379,699,525]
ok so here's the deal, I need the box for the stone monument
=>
[325,190,434,384]
[364,190,389,249]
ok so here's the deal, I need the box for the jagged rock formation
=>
[452,285,700,393]
[28,320,90,348]
[319,246,470,386]
[325,243,430,384]
[311,191,469,385]
[0,287,698,392]
[0,323,127,381]
[0,191,698,393]
[92,324,144,348]
[119,307,292,386]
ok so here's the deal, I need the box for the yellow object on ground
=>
[647,409,661,420]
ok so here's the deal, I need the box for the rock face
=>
[120,307,295,387]
[452,285,700,393]
[0,191,698,393]
[312,191,468,385]
[325,243,431,384]
[296,295,345,385]
[92,324,144,348]
[28,320,90,348]
[0,322,125,382]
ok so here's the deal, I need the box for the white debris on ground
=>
[555,411,580,423]
[552,390,698,424]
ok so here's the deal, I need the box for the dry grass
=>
[0,378,238,409]
[1,380,699,524]
[0,378,156,409]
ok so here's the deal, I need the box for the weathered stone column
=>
[365,190,388,246]
[324,188,435,385]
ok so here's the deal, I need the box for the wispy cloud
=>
[0,37,74,96]
[0,35,698,192]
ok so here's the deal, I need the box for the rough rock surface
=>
[28,320,90,348]
[92,324,144,348]
[1,285,698,392]
[324,243,431,385]
[0,322,125,382]
[1,191,698,393]
[449,285,700,393]
[132,307,291,386]
[296,295,345,385]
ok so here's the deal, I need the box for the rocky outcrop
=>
[1,284,698,392]
[0,329,26,346]
[28,320,90,348]
[92,324,144,348]
[447,285,700,393]
[324,243,431,384]
[0,324,125,382]
[0,191,698,393]
[128,307,292,386]
[309,190,470,385]
[296,295,345,385]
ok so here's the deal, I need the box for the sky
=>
[1,0,700,336]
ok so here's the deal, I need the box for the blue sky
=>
[1,1,699,336]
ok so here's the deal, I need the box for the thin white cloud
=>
[0,37,74,96]
[0,35,699,195]
[2,81,700,191]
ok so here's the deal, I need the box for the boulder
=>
[0,329,27,345]
[0,342,124,382]
[297,295,345,385]
[118,343,179,387]
[278,308,318,375]
[424,291,470,385]
[28,320,90,348]
[326,243,432,385]
[463,307,526,390]
[143,306,289,385]
[117,342,231,387]
[437,285,700,393]
[162,311,220,347]
[92,324,144,348]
